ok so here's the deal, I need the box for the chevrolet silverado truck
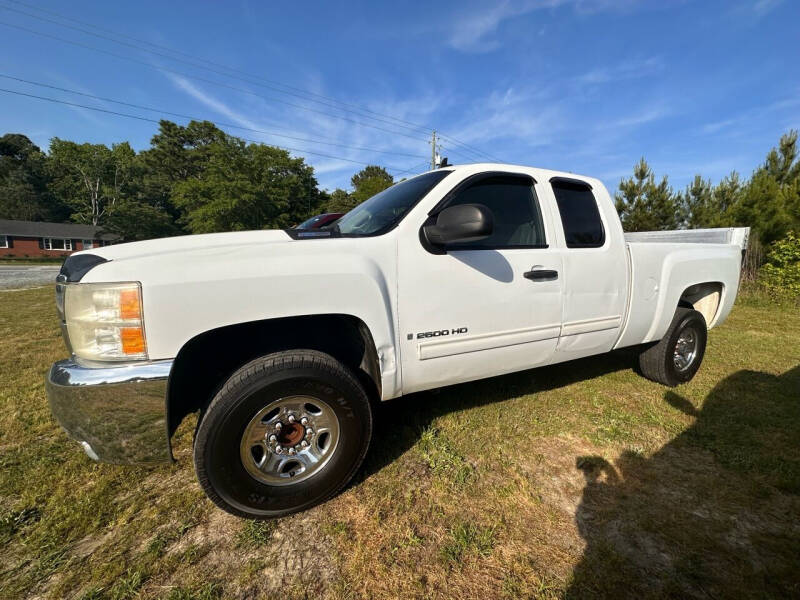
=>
[46,164,749,519]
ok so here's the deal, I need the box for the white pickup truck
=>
[46,163,749,518]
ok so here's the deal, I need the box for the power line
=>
[0,20,452,150]
[2,0,442,138]
[0,73,429,160]
[0,2,436,137]
[1,0,431,132]
[0,86,418,173]
[0,0,503,162]
[393,160,432,177]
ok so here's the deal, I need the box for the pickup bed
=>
[46,163,748,518]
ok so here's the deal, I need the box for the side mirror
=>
[423,203,494,247]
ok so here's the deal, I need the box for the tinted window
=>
[551,180,605,248]
[334,170,451,236]
[444,176,546,248]
[297,215,324,229]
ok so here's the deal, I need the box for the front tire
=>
[638,308,707,387]
[193,350,372,519]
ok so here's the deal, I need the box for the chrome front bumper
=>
[46,359,174,464]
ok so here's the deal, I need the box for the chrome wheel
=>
[239,396,340,486]
[673,328,699,372]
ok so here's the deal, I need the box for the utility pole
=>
[430,130,438,170]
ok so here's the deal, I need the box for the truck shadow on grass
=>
[566,366,800,599]
[361,356,800,598]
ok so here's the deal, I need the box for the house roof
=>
[0,219,118,240]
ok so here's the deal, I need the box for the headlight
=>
[64,282,148,361]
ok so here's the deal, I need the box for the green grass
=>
[440,521,497,565]
[235,520,276,548]
[1,286,799,599]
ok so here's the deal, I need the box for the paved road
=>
[0,265,61,290]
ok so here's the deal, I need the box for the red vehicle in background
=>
[295,213,344,230]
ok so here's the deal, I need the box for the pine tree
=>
[684,175,715,229]
[729,130,800,244]
[615,158,685,231]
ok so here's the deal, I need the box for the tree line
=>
[615,130,800,247]
[1,120,798,252]
[0,120,394,240]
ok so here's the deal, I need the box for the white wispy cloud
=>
[447,1,543,53]
[700,93,800,137]
[576,56,663,85]
[753,0,784,16]
[701,118,738,134]
[610,104,671,128]
[164,71,440,188]
[167,74,263,132]
[445,0,645,53]
[452,86,559,145]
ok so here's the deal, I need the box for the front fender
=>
[82,238,401,398]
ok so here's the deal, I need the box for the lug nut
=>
[301,440,308,447]
[306,428,313,437]
[275,446,283,454]
[288,447,296,455]
[288,414,296,423]
[275,422,282,430]
[268,434,277,442]
[300,417,309,425]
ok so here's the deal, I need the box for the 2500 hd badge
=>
[414,327,468,339]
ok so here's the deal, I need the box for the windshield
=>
[297,215,325,229]
[332,170,451,236]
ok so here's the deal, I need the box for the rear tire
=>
[638,308,707,387]
[193,350,372,519]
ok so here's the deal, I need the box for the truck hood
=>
[82,229,294,262]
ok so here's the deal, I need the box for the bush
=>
[760,231,800,298]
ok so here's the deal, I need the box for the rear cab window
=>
[550,177,605,248]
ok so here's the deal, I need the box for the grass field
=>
[1,286,798,599]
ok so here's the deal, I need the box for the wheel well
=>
[679,282,723,327]
[166,314,381,439]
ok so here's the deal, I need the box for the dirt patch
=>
[71,529,116,559]
[159,506,338,598]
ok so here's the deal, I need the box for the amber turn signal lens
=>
[121,327,146,355]
[119,289,141,320]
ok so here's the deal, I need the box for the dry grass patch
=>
[1,286,799,599]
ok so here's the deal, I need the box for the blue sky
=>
[0,0,797,193]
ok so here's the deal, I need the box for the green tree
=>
[350,165,393,205]
[760,231,800,297]
[48,139,136,225]
[136,120,231,229]
[172,139,322,233]
[711,172,742,222]
[615,158,685,231]
[319,166,394,214]
[764,130,800,185]
[0,134,66,221]
[100,198,178,242]
[729,131,800,245]
[684,175,715,229]
[351,165,392,190]
[324,188,357,213]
